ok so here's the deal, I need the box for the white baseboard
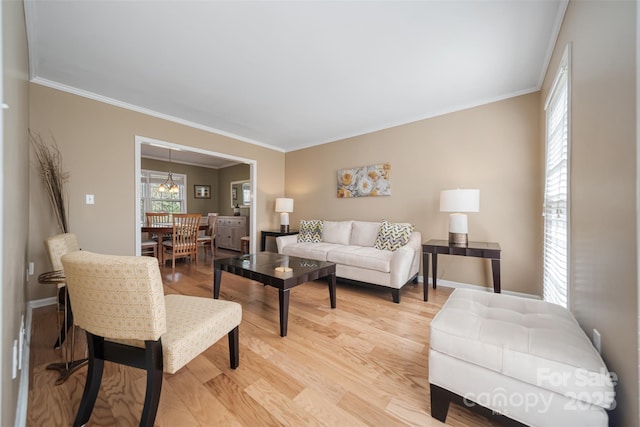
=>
[28,296,57,308]
[418,275,540,300]
[15,297,58,427]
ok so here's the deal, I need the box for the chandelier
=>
[158,149,179,194]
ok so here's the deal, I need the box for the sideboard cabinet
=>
[216,216,248,251]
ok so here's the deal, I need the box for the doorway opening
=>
[134,135,257,254]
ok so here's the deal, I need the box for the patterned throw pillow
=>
[297,220,323,243]
[374,220,414,251]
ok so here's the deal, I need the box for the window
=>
[543,45,570,308]
[140,170,187,223]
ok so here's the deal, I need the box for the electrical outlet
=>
[593,329,601,354]
[19,315,25,370]
[12,340,17,379]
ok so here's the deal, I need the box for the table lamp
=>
[440,189,480,246]
[275,198,294,232]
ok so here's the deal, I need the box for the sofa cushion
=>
[281,242,343,261]
[350,221,382,247]
[326,246,392,273]
[373,220,414,251]
[297,220,323,243]
[322,221,353,245]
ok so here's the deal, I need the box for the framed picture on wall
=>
[194,185,211,199]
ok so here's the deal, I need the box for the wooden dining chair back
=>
[61,251,241,427]
[162,213,200,272]
[197,212,218,261]
[144,212,171,245]
[144,212,171,226]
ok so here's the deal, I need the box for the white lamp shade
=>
[440,189,480,213]
[275,198,294,213]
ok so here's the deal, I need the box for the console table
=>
[422,239,501,301]
[261,230,299,252]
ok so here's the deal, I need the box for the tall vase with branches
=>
[30,131,70,233]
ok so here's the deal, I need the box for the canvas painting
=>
[337,163,391,198]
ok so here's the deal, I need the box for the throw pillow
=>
[297,220,323,243]
[374,220,414,251]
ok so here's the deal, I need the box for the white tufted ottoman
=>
[429,289,615,427]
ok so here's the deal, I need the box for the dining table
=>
[141,222,208,264]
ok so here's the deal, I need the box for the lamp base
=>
[280,225,289,233]
[448,232,468,247]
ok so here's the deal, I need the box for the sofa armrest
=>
[276,234,298,253]
[390,231,421,287]
[406,231,422,252]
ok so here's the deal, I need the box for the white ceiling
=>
[24,0,566,153]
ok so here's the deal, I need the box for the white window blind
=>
[543,46,570,308]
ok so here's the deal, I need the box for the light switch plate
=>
[86,194,95,205]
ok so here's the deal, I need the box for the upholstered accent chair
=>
[42,233,80,348]
[162,213,201,272]
[61,251,242,427]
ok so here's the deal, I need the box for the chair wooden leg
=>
[140,340,164,427]
[228,326,239,369]
[73,333,105,427]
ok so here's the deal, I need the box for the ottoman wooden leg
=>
[430,384,451,422]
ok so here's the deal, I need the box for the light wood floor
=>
[27,249,498,426]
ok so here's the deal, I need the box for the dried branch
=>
[29,130,69,233]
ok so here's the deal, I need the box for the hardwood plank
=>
[293,387,368,427]
[204,373,281,426]
[165,368,242,427]
[244,378,324,426]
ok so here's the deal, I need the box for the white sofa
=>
[276,220,421,303]
[429,289,615,427]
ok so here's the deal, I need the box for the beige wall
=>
[285,93,542,295]
[540,1,638,425]
[28,84,285,301]
[2,0,30,425]
[141,158,221,216]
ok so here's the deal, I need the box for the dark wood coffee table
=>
[213,253,336,337]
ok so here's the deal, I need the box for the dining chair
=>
[61,251,242,427]
[141,237,159,262]
[145,212,171,226]
[145,212,171,242]
[197,212,218,261]
[162,213,200,272]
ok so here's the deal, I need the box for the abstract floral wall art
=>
[337,163,391,198]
